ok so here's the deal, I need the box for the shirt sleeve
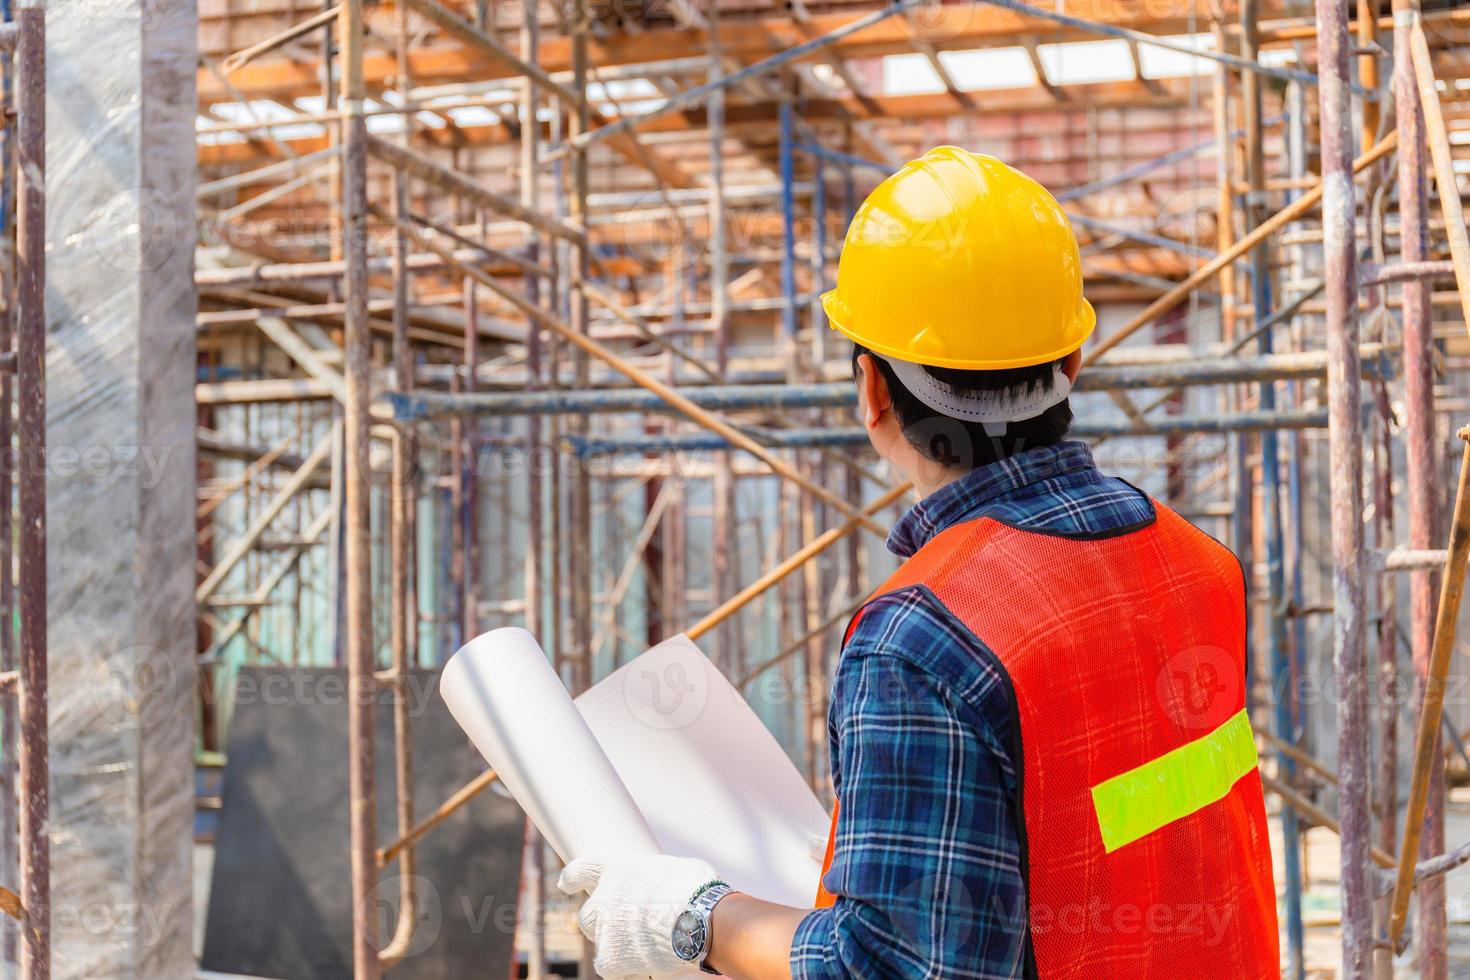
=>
[789,593,1028,980]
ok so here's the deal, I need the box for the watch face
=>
[671,910,707,962]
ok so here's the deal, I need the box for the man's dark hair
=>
[852,343,1073,469]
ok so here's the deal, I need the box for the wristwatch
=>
[671,880,734,974]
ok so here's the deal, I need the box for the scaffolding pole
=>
[338,0,380,974]
[1316,0,1371,970]
[14,6,42,976]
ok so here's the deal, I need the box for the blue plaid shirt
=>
[790,441,1155,980]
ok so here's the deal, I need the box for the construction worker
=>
[558,147,1279,979]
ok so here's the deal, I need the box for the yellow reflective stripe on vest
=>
[1090,708,1258,853]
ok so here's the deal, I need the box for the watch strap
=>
[690,880,731,909]
[689,882,733,974]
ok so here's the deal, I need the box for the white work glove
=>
[558,854,722,980]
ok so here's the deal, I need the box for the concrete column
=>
[43,0,197,974]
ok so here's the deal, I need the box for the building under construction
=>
[0,0,1468,976]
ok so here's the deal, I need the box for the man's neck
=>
[910,465,970,500]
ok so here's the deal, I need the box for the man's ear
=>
[1060,348,1083,383]
[855,353,892,431]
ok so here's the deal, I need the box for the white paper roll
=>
[575,634,828,907]
[440,626,660,863]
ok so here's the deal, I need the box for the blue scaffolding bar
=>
[780,101,798,344]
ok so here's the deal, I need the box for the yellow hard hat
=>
[821,146,1096,371]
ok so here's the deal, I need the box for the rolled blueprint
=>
[440,626,660,862]
[576,634,828,907]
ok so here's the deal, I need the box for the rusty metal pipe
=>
[376,163,420,970]
[1396,6,1446,957]
[338,0,380,974]
[518,13,549,969]
[14,7,43,977]
[0,32,15,967]
[1387,15,1470,955]
[1315,0,1372,971]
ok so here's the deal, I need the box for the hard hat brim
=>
[821,288,1097,372]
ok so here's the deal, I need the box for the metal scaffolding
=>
[3,0,1450,976]
[0,5,45,977]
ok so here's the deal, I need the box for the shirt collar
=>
[886,441,1097,558]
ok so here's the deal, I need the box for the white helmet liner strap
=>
[879,355,1072,438]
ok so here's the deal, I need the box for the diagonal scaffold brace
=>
[1385,13,1470,953]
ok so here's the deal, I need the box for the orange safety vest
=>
[815,502,1278,978]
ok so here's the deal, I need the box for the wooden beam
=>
[199,0,1211,102]
[200,77,1195,167]
[1126,38,1165,95]
[911,32,975,109]
[788,0,885,116]
[397,0,582,107]
[1023,37,1067,102]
